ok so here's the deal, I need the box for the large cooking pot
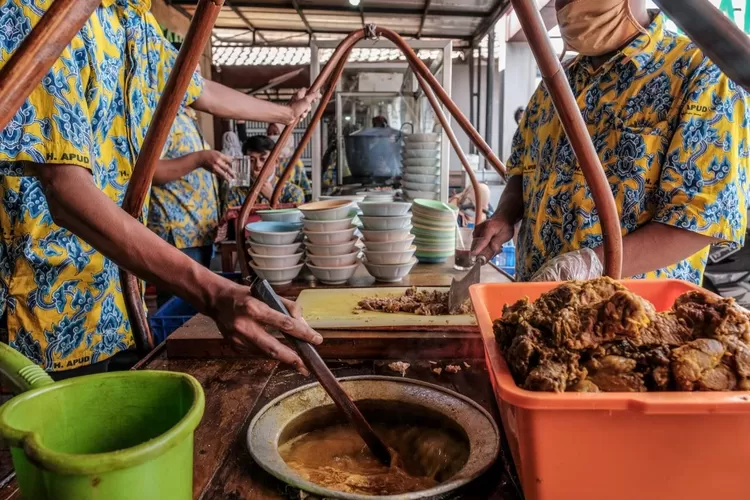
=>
[247,376,500,499]
[344,127,403,178]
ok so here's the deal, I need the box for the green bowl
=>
[411,227,455,240]
[413,199,457,214]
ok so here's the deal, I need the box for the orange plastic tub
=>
[470,280,750,500]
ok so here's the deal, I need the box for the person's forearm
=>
[592,222,719,277]
[153,156,200,185]
[38,165,228,315]
[193,80,294,124]
[494,175,524,224]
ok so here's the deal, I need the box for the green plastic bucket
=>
[0,343,204,500]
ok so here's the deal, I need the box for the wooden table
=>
[0,263,520,499]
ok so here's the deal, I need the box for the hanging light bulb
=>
[349,0,360,6]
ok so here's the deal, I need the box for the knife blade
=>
[448,255,487,314]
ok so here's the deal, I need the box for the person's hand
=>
[210,283,322,375]
[287,88,321,124]
[530,248,603,282]
[471,214,515,262]
[197,150,235,183]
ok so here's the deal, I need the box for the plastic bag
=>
[531,247,603,282]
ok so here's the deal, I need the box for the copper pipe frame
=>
[0,0,101,131]
[509,0,623,279]
[119,0,224,353]
[242,26,509,276]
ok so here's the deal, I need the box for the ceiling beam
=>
[225,0,270,43]
[290,0,316,41]
[171,0,480,18]
[472,0,511,44]
[416,0,432,39]
[213,25,471,40]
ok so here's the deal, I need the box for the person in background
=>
[372,116,388,128]
[148,106,233,268]
[472,0,748,285]
[449,183,494,228]
[514,107,525,126]
[0,0,321,379]
[267,122,312,200]
[221,135,305,211]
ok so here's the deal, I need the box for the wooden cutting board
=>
[296,287,477,331]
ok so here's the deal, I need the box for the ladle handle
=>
[0,343,54,394]
[252,279,392,466]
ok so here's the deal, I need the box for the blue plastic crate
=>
[149,296,197,344]
[149,272,242,343]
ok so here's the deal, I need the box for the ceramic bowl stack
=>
[299,200,361,285]
[359,201,417,282]
[402,133,440,201]
[411,199,459,263]
[246,219,304,285]
[357,190,395,203]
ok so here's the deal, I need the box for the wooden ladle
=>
[251,278,392,466]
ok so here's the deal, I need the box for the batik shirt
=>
[0,0,203,371]
[221,175,305,212]
[508,12,749,284]
[278,159,311,199]
[148,107,219,249]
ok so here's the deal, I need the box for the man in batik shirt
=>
[221,135,305,210]
[267,122,312,200]
[0,0,321,378]
[473,0,749,285]
[148,106,232,267]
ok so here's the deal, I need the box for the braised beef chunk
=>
[494,277,750,392]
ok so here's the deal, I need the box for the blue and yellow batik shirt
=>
[509,12,749,284]
[0,0,203,371]
[148,107,219,249]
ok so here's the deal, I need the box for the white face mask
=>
[269,135,294,158]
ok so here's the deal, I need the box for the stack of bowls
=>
[359,201,417,282]
[299,200,361,285]
[246,220,304,285]
[357,190,395,203]
[411,199,459,263]
[402,133,440,201]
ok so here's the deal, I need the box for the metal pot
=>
[247,376,500,500]
[344,127,403,178]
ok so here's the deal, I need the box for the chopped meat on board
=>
[358,287,473,316]
[494,277,750,393]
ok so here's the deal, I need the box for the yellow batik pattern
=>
[0,0,203,371]
[148,107,219,249]
[508,12,749,284]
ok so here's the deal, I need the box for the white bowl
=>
[405,142,440,150]
[249,242,302,256]
[404,190,439,200]
[363,245,416,265]
[403,173,438,184]
[362,235,415,252]
[302,216,355,232]
[307,262,360,285]
[248,262,304,286]
[358,201,412,217]
[363,257,417,283]
[298,200,354,221]
[246,222,302,245]
[305,238,359,256]
[405,150,440,159]
[249,252,303,268]
[405,133,439,142]
[402,157,440,167]
[404,166,440,175]
[403,180,439,192]
[320,195,366,204]
[256,209,302,223]
[306,250,360,268]
[360,214,413,231]
[304,227,357,245]
[360,226,413,242]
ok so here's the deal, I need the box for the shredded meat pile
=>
[494,277,750,392]
[357,287,473,316]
